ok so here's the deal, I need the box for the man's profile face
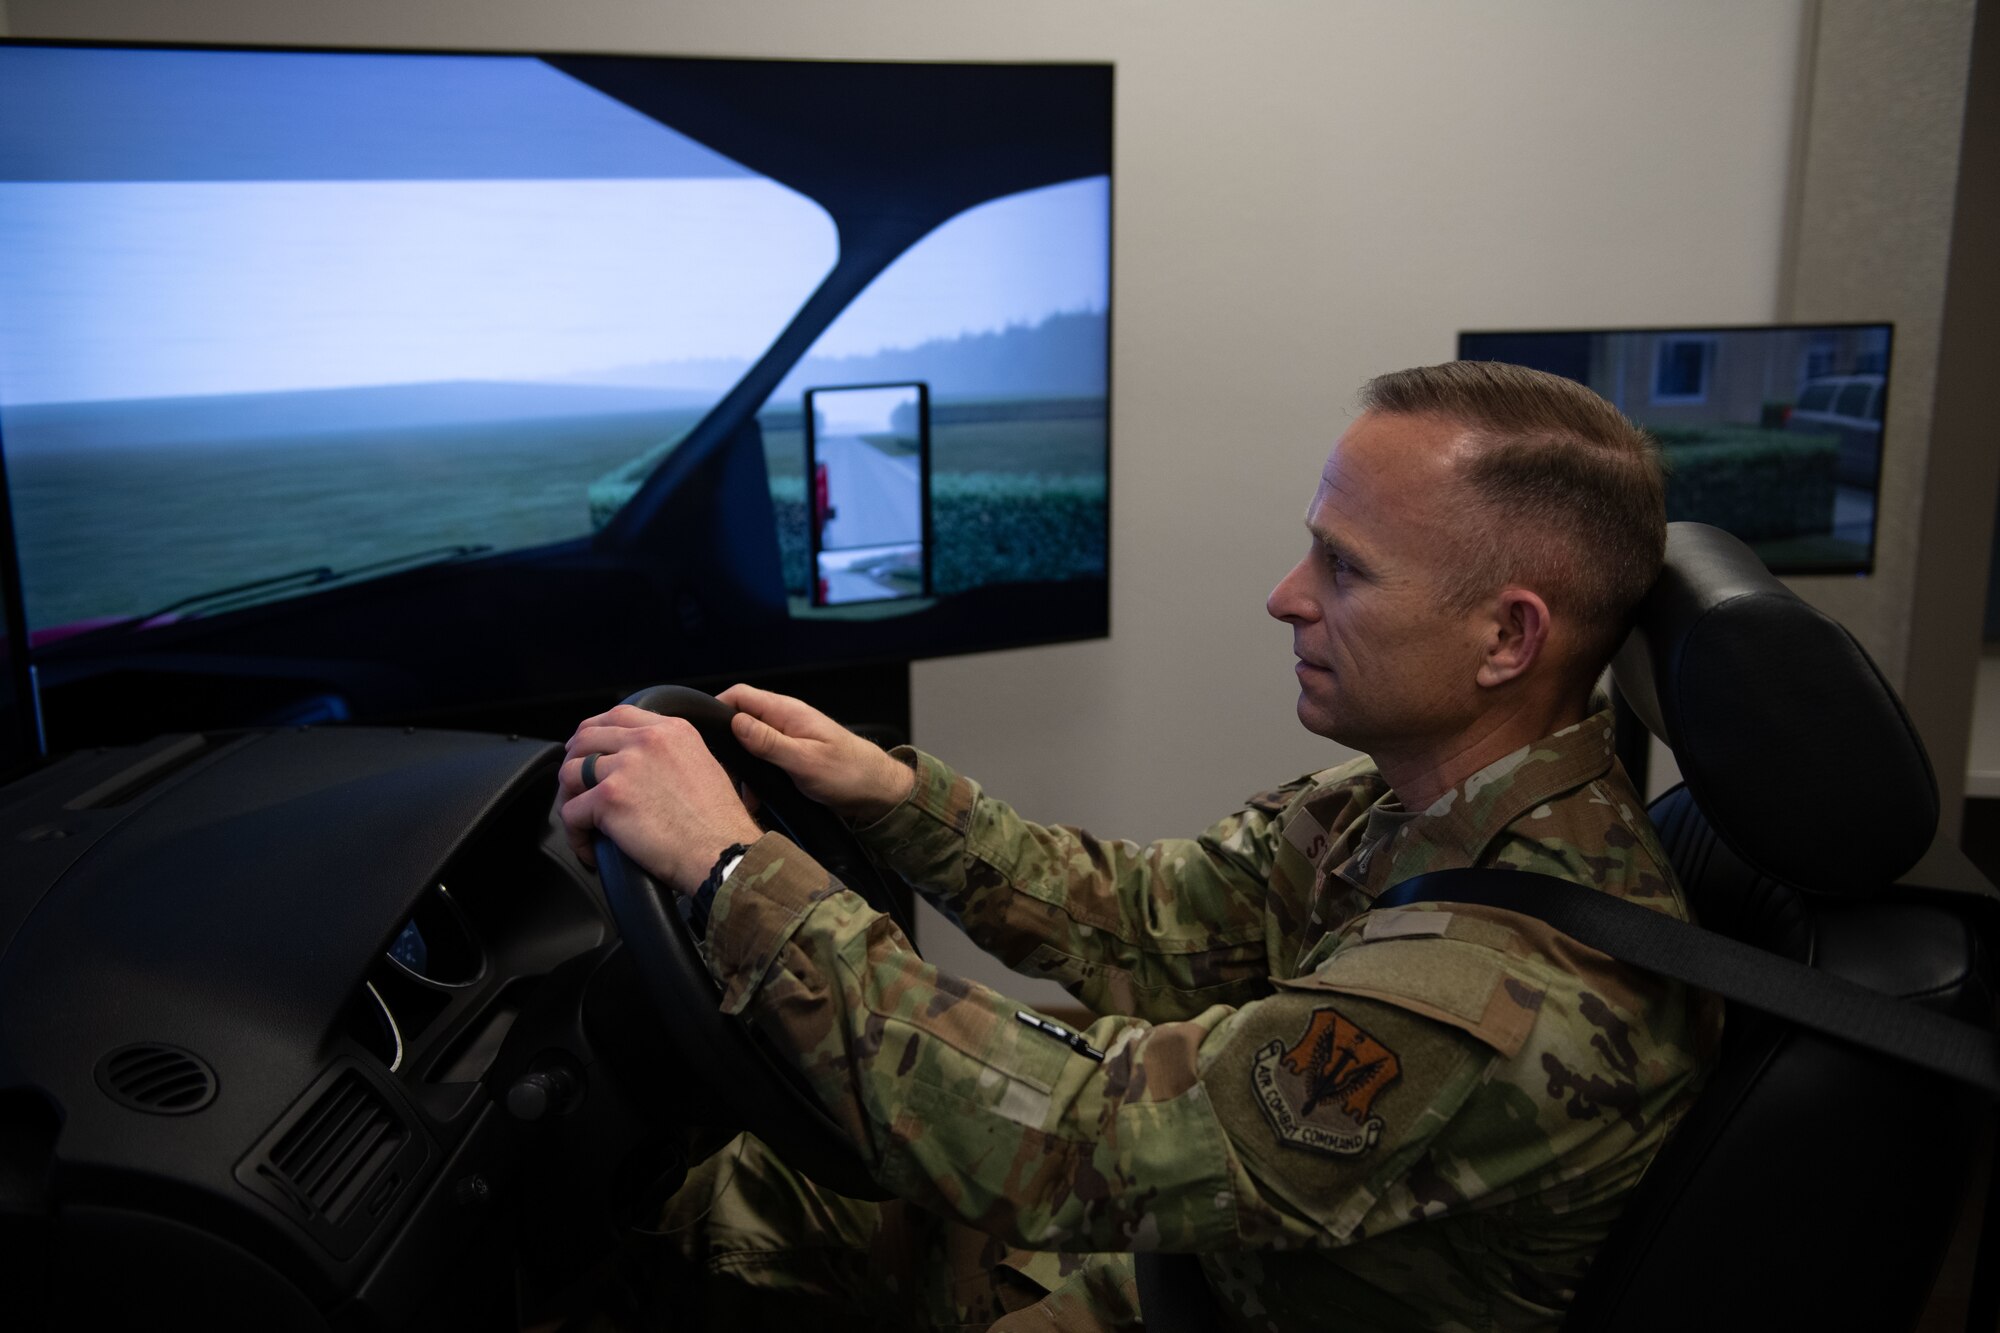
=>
[1266,411,1493,762]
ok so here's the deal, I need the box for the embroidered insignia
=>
[1252,1007,1401,1156]
[1283,805,1331,862]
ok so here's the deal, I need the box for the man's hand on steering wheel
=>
[558,705,762,891]
[719,684,916,824]
[554,686,912,1201]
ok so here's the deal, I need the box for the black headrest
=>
[1611,523,1938,896]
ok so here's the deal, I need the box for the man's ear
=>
[1476,587,1551,688]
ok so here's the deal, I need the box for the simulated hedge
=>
[770,473,1107,595]
[1652,426,1839,541]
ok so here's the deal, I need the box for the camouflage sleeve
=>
[849,749,1311,1019]
[699,834,1612,1256]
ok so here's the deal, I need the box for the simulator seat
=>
[1555,521,1996,1331]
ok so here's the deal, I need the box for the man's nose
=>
[1267,558,1314,623]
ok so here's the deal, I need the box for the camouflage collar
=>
[1335,708,1619,898]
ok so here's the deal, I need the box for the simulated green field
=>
[15,390,1106,634]
[14,406,704,631]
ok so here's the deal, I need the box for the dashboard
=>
[0,725,687,1329]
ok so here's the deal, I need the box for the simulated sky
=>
[813,385,920,435]
[0,46,1109,406]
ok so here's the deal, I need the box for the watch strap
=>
[685,841,752,940]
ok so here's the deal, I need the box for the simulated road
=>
[818,434,920,551]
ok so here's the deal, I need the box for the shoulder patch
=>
[1251,1006,1402,1157]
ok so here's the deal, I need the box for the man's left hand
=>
[558,705,763,893]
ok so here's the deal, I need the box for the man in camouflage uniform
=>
[558,362,1719,1331]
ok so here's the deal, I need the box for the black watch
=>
[684,841,751,940]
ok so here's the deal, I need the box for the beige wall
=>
[1780,0,1986,836]
[3,0,1809,999]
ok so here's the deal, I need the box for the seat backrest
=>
[1561,523,1993,1331]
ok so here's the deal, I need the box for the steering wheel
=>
[589,685,913,1202]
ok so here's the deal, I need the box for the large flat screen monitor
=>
[1458,324,1891,575]
[0,42,1112,747]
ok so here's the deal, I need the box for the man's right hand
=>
[718,683,917,824]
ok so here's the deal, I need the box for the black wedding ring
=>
[581,752,601,790]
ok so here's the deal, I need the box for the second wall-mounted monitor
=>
[1459,324,1892,575]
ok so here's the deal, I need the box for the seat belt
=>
[1375,867,2000,1095]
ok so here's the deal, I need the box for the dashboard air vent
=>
[236,1061,432,1260]
[261,1068,406,1224]
[95,1043,218,1114]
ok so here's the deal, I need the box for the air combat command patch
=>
[1252,1006,1402,1156]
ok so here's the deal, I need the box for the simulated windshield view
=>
[0,48,835,637]
[0,45,1114,745]
[1459,325,1890,574]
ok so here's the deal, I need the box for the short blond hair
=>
[1360,361,1666,676]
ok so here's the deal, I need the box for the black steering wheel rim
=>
[589,685,910,1202]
